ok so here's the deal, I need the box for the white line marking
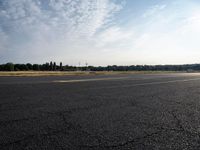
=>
[98,78,200,89]
[53,76,183,83]
[53,77,130,83]
[53,76,200,89]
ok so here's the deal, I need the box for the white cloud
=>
[0,28,8,54]
[178,11,200,34]
[95,26,133,47]
[143,4,166,18]
[1,0,200,65]
[1,0,122,38]
[0,0,124,64]
[128,2,200,65]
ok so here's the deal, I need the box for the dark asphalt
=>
[1,73,200,150]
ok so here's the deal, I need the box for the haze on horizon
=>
[0,0,200,66]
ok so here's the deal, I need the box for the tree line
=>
[0,62,64,71]
[0,62,200,71]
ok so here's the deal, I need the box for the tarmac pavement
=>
[1,73,200,149]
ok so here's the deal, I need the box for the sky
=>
[1,0,200,66]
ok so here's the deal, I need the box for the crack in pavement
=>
[0,117,38,126]
[57,112,112,145]
[2,106,200,149]
[80,130,163,149]
[167,111,200,135]
[170,111,185,132]
[1,111,200,149]
[80,111,200,149]
[0,110,112,149]
[42,103,103,116]
[0,128,68,148]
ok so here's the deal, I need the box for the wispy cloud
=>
[142,4,166,18]
[1,0,200,65]
[126,1,200,65]
[0,0,124,63]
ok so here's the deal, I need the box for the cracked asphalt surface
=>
[1,73,200,150]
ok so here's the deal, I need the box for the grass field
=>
[0,71,185,76]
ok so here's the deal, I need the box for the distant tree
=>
[26,63,33,70]
[2,62,200,72]
[33,64,40,71]
[14,64,20,71]
[60,62,62,70]
[45,62,50,71]
[22,64,28,70]
[14,64,28,71]
[0,65,3,71]
[40,63,50,71]
[5,63,14,71]
[53,62,56,71]
[50,61,53,71]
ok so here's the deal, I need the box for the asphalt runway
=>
[1,73,200,150]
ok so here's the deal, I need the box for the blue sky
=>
[1,0,200,66]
